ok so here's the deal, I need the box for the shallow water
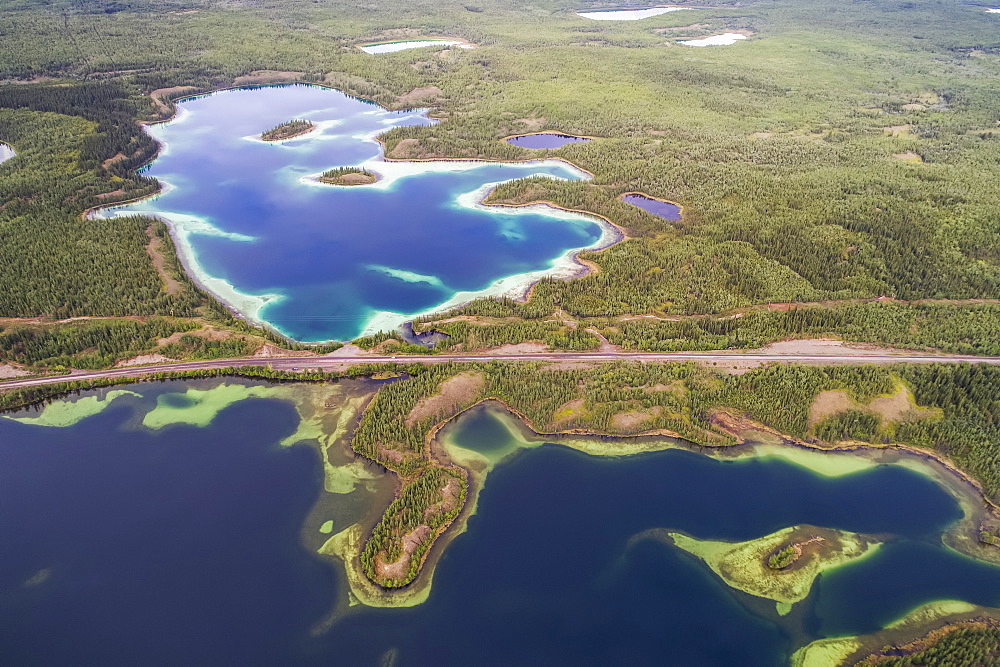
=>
[506,133,590,149]
[622,193,682,221]
[2,386,998,664]
[107,85,608,341]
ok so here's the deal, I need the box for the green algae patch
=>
[557,434,688,458]
[317,394,378,493]
[792,601,982,667]
[791,636,863,667]
[325,460,382,494]
[7,390,139,427]
[142,383,282,429]
[441,408,535,470]
[319,520,334,534]
[319,523,432,608]
[664,525,881,606]
[886,600,978,630]
[23,568,52,588]
[441,403,687,472]
[751,443,877,478]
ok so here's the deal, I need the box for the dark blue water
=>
[110,85,604,341]
[0,389,333,665]
[622,193,682,221]
[2,389,999,665]
[506,133,591,149]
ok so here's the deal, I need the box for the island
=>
[260,119,315,141]
[317,166,379,186]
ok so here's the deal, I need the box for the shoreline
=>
[375,133,598,179]
[707,408,1000,521]
[375,395,1000,607]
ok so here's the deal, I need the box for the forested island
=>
[260,119,314,141]
[317,166,379,185]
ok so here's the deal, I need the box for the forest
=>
[865,624,1000,666]
[343,359,1000,587]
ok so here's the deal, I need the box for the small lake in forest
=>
[2,380,999,665]
[359,40,469,54]
[101,85,614,342]
[622,192,682,220]
[506,133,591,149]
[681,33,749,47]
[577,7,691,20]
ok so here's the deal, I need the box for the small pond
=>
[622,193,682,221]
[506,133,591,149]
[577,7,690,21]
[360,40,467,54]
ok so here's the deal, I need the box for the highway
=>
[2,349,999,390]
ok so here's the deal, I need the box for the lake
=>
[359,40,468,54]
[622,193,682,221]
[506,133,591,149]
[2,381,998,664]
[103,85,613,342]
[577,7,691,21]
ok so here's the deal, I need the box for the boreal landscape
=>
[2,0,1000,664]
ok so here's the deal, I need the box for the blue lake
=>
[106,85,609,342]
[2,383,999,664]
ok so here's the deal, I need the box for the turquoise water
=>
[107,85,607,342]
[2,384,999,664]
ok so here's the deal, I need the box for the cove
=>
[101,85,613,342]
[2,383,1000,664]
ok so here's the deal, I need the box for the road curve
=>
[2,349,999,391]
